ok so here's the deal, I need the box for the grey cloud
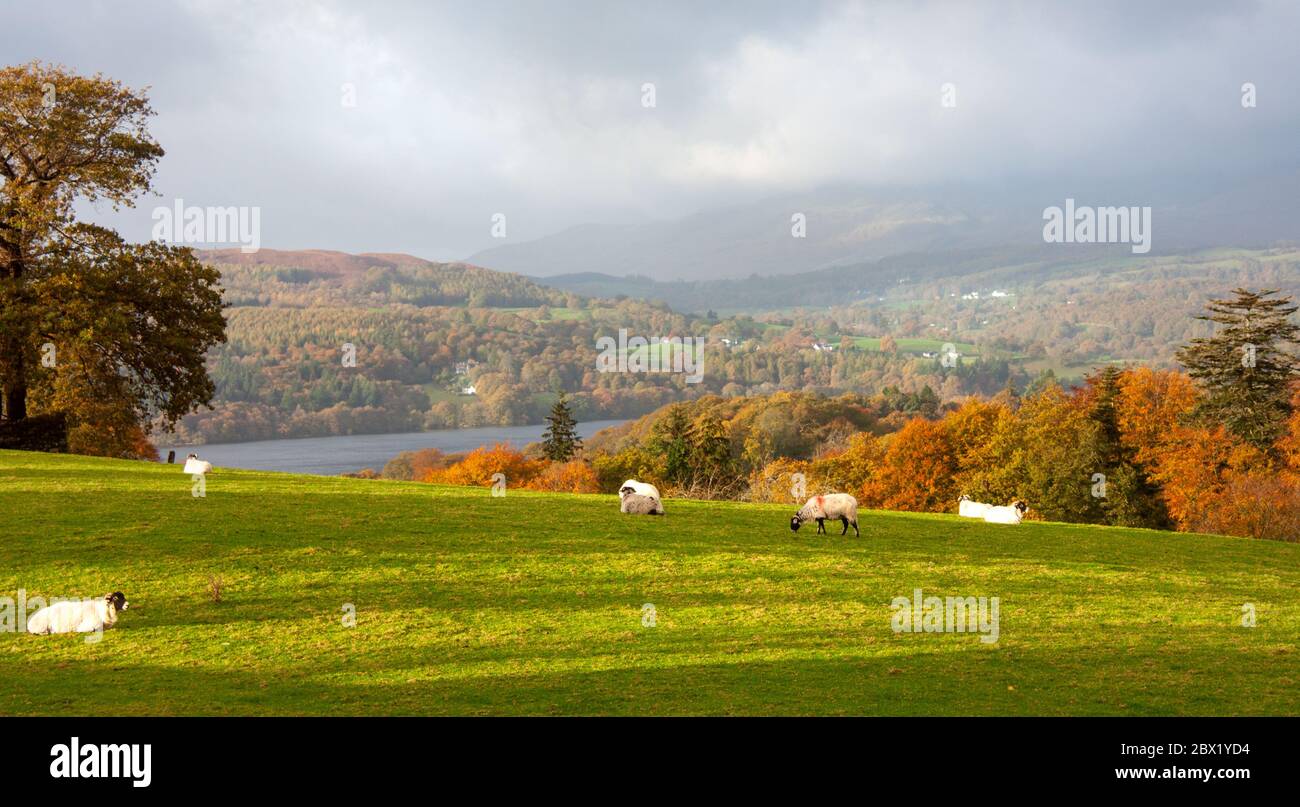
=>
[4,1,1297,265]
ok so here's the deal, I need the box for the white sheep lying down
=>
[27,592,129,634]
[618,480,664,515]
[791,493,859,536]
[958,495,992,518]
[619,479,661,502]
[983,501,1028,524]
[620,492,665,515]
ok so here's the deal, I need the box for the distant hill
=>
[200,248,426,275]
[467,188,1022,281]
[468,177,1300,283]
[182,243,1300,446]
[198,248,570,309]
[534,243,1124,312]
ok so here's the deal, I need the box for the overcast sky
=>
[6,0,1298,260]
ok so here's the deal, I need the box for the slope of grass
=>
[1,449,1297,716]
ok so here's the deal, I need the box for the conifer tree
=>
[689,411,733,482]
[1086,366,1168,529]
[648,403,692,483]
[541,391,582,461]
[1176,288,1299,452]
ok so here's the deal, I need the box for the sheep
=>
[620,492,665,515]
[958,494,993,519]
[983,501,1028,525]
[791,493,859,537]
[619,479,661,502]
[27,592,128,635]
[182,453,212,475]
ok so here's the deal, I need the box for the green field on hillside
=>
[1,449,1297,716]
[850,336,980,355]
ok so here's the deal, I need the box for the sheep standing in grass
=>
[620,492,665,515]
[791,493,859,536]
[958,495,992,519]
[983,501,1028,524]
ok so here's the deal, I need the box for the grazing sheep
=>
[958,494,993,519]
[182,453,212,475]
[791,493,859,536]
[619,479,661,502]
[983,501,1028,525]
[27,592,128,635]
[620,492,665,515]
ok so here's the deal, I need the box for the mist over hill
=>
[468,188,1019,281]
[469,177,1300,284]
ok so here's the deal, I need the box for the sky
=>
[5,0,1298,261]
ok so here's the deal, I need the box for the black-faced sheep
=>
[182,453,212,475]
[791,493,859,536]
[27,592,129,634]
[983,501,1028,524]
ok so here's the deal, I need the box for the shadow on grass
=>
[2,638,1294,716]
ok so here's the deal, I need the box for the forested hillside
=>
[545,245,1300,374]
[169,250,1021,443]
[168,246,1300,445]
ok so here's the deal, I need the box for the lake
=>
[161,419,628,476]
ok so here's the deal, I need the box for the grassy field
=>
[1,449,1297,716]
[849,336,980,355]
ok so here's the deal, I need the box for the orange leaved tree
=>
[863,418,955,512]
[424,443,545,489]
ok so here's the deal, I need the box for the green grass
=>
[618,340,701,363]
[496,306,593,321]
[1,449,1297,716]
[851,336,979,356]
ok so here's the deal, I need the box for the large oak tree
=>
[0,62,225,454]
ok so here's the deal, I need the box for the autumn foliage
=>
[734,369,1299,541]
[862,418,955,511]
[419,443,600,494]
[423,443,545,488]
[404,368,1299,542]
[523,459,602,493]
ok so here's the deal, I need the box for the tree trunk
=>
[0,242,26,421]
[2,365,26,421]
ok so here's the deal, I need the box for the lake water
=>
[161,419,627,476]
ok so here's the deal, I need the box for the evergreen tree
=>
[1089,366,1125,464]
[1023,368,1059,398]
[540,391,582,461]
[1176,288,1299,452]
[689,411,733,483]
[1086,366,1168,529]
[648,403,692,483]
